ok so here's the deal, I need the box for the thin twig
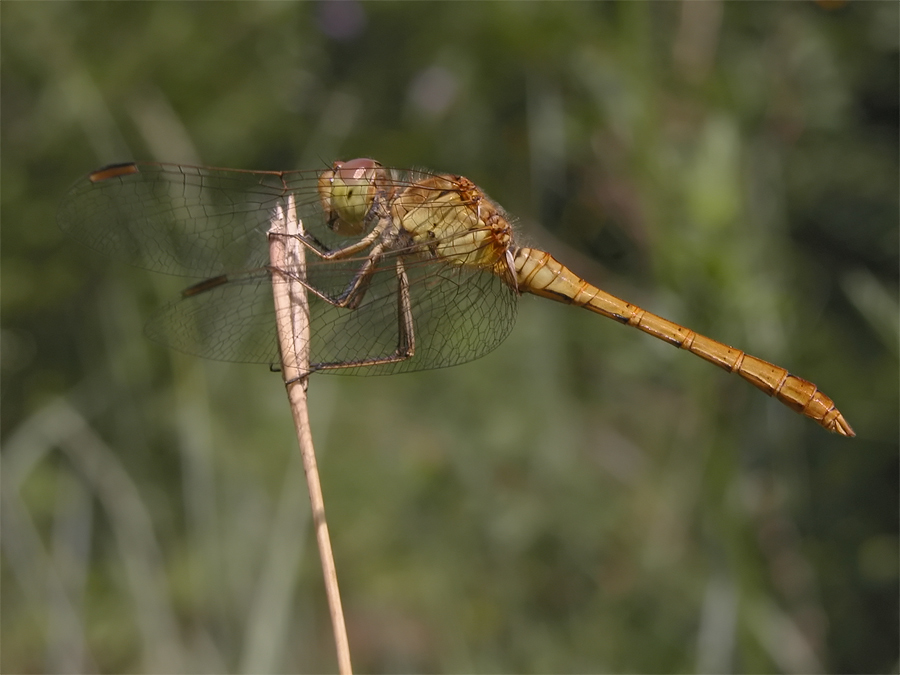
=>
[269,196,352,674]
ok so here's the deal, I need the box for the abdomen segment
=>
[513,247,854,437]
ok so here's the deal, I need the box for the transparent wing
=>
[62,160,520,371]
[57,161,471,278]
[144,251,518,374]
[58,162,317,277]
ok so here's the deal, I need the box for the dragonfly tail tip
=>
[832,413,856,438]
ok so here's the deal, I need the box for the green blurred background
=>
[2,2,897,673]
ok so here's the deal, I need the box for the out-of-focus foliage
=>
[2,2,897,673]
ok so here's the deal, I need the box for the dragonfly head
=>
[319,158,388,236]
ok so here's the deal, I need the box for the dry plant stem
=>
[269,196,353,675]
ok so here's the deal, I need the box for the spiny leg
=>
[270,239,389,313]
[311,257,416,373]
[269,217,388,261]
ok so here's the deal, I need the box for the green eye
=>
[330,180,370,234]
[318,158,387,236]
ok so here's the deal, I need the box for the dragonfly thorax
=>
[390,173,515,275]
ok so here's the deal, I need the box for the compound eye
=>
[336,157,382,177]
[318,158,386,236]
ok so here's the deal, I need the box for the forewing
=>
[58,162,325,277]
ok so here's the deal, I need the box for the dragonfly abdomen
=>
[513,247,854,436]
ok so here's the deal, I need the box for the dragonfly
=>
[58,159,854,436]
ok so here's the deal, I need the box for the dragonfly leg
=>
[327,243,383,309]
[271,241,388,311]
[311,257,416,373]
[273,219,388,261]
[395,257,416,357]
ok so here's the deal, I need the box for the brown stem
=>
[269,197,352,674]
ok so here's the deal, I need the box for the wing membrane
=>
[59,161,489,278]
[145,252,518,374]
[59,162,319,277]
[63,161,520,373]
